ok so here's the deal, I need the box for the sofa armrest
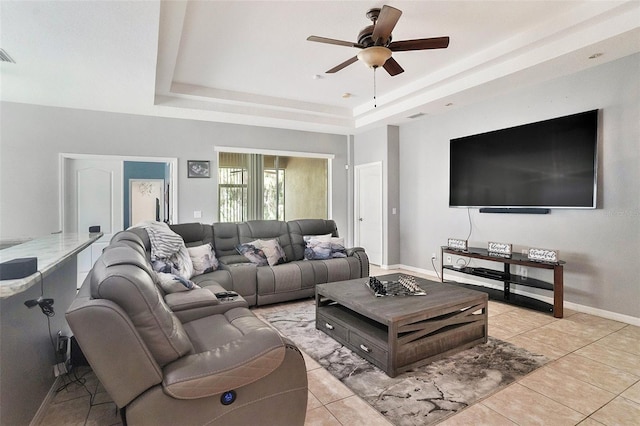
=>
[347,247,369,277]
[166,287,251,322]
[164,288,219,312]
[162,328,286,399]
[346,247,365,256]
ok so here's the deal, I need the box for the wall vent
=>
[407,112,425,119]
[0,49,16,64]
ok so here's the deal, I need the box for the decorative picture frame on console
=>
[528,248,559,263]
[488,241,512,257]
[447,238,468,251]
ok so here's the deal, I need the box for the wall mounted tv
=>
[449,110,598,210]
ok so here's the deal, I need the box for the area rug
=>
[261,300,548,426]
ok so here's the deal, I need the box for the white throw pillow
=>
[187,244,219,277]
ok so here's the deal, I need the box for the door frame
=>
[354,161,383,265]
[59,153,178,233]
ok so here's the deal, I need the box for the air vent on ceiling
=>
[407,112,426,119]
[0,49,16,64]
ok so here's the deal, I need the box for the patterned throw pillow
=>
[236,243,268,266]
[250,239,287,266]
[187,244,219,276]
[303,235,347,260]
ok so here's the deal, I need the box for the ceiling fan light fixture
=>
[357,46,392,68]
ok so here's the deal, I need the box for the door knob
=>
[359,218,363,221]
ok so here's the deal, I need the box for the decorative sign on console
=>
[528,248,559,263]
[447,238,468,251]
[487,242,512,258]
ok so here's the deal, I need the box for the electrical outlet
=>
[431,253,437,260]
[446,255,452,264]
[53,361,69,377]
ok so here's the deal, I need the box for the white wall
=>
[399,53,640,320]
[0,103,350,239]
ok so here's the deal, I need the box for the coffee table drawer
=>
[316,312,349,341]
[349,332,387,366]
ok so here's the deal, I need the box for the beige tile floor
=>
[37,266,640,425]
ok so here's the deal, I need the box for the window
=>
[217,151,328,222]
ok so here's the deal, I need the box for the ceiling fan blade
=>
[326,56,359,74]
[307,36,363,49]
[389,36,450,52]
[371,5,402,44]
[383,57,404,76]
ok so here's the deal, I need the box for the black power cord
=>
[24,272,115,418]
[434,208,474,282]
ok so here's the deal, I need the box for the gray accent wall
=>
[354,125,401,266]
[0,104,350,240]
[398,53,640,319]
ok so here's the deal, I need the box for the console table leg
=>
[553,265,564,318]
[440,247,444,283]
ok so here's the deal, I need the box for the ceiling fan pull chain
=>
[373,66,377,108]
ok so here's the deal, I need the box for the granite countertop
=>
[0,232,103,299]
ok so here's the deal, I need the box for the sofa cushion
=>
[126,227,152,253]
[90,246,194,367]
[212,222,241,258]
[110,231,147,255]
[170,223,213,247]
[238,221,294,262]
[165,307,286,399]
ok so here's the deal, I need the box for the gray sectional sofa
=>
[65,218,367,425]
[67,229,308,425]
[126,218,370,306]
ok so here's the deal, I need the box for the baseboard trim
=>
[395,264,640,327]
[29,376,62,426]
[377,264,401,270]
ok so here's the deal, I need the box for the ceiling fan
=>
[307,5,450,76]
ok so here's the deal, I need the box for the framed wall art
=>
[187,160,210,178]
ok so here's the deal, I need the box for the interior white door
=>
[63,158,123,285]
[355,162,383,265]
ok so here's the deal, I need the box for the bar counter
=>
[0,232,103,298]
[0,231,103,425]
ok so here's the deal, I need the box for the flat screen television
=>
[449,110,598,210]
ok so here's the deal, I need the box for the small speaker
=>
[0,257,37,280]
[528,248,559,263]
[447,238,468,251]
[89,225,101,233]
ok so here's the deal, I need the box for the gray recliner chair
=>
[66,243,308,425]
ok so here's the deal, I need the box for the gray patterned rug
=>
[261,300,548,426]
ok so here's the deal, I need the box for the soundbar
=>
[0,257,38,280]
[479,208,550,214]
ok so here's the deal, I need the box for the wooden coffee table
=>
[315,273,488,377]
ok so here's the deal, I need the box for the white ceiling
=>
[1,0,639,135]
